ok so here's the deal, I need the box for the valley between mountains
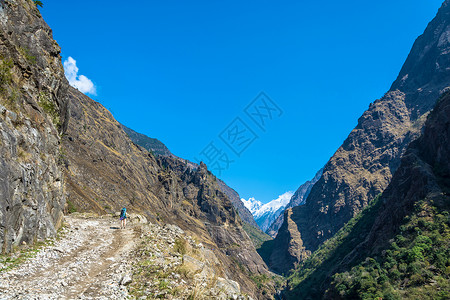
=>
[1,0,450,299]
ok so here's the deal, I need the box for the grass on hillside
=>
[285,191,450,300]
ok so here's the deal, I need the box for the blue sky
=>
[41,0,443,204]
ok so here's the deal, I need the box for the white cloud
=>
[63,56,97,95]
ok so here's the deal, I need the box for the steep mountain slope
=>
[121,124,171,157]
[217,179,259,228]
[267,168,323,237]
[0,0,69,252]
[121,124,266,248]
[121,125,260,229]
[271,0,450,273]
[285,90,450,300]
[62,86,272,298]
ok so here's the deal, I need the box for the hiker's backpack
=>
[120,207,126,218]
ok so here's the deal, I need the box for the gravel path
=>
[0,215,136,300]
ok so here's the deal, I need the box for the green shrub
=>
[327,200,450,299]
[407,246,425,262]
[158,280,168,290]
[33,0,43,8]
[242,223,272,249]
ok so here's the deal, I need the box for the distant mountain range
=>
[242,192,293,232]
[242,169,323,236]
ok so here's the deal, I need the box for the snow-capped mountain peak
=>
[253,192,293,219]
[241,191,294,232]
[241,197,263,215]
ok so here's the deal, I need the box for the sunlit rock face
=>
[0,0,69,252]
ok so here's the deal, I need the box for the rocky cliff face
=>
[266,168,322,237]
[0,0,68,252]
[271,0,450,273]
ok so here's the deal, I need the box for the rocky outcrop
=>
[131,219,253,299]
[272,0,450,272]
[0,0,69,252]
[268,208,311,275]
[157,159,271,276]
[266,168,322,237]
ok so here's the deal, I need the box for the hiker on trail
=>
[120,207,127,229]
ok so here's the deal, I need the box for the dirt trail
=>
[0,215,136,300]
